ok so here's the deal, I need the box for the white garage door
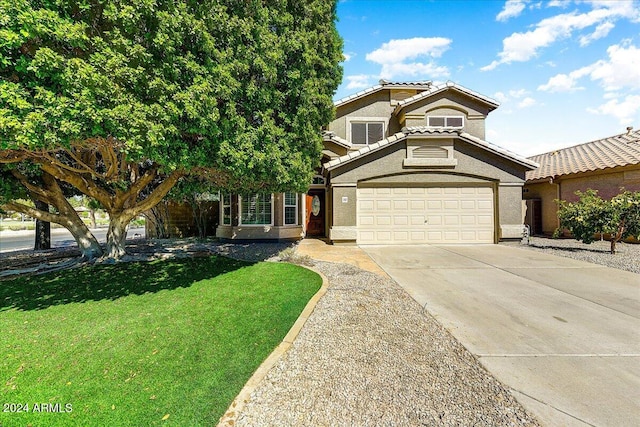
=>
[357,186,494,244]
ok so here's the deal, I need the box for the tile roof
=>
[526,129,640,181]
[323,127,538,171]
[393,81,499,115]
[333,80,432,107]
[322,131,352,149]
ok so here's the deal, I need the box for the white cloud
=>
[588,95,640,124]
[366,37,451,64]
[539,41,640,93]
[365,37,452,80]
[538,70,588,92]
[518,97,538,108]
[345,74,373,90]
[540,41,640,124]
[342,53,352,62]
[482,1,640,70]
[496,0,529,22]
[579,21,615,46]
[493,91,508,103]
[588,42,640,91]
[509,89,530,98]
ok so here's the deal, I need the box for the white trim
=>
[283,192,299,226]
[221,193,232,225]
[330,183,357,188]
[239,193,274,226]
[346,116,387,145]
[499,182,525,187]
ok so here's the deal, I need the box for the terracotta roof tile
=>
[526,129,640,181]
[324,127,537,171]
[322,131,352,149]
[334,80,432,107]
[393,81,499,115]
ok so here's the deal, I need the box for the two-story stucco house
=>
[216,80,538,245]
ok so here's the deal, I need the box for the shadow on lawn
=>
[0,256,251,312]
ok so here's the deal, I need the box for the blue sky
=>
[335,0,640,156]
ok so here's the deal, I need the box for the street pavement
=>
[364,244,640,427]
[0,227,145,253]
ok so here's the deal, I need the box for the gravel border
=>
[233,260,540,426]
[503,237,640,274]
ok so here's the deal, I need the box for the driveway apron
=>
[363,244,640,427]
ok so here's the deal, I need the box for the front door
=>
[305,189,325,237]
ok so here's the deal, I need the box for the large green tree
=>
[0,0,343,259]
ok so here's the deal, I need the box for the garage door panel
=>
[360,200,374,211]
[477,215,493,225]
[411,200,425,210]
[394,216,409,225]
[376,200,391,210]
[357,186,495,245]
[394,200,409,210]
[411,215,425,225]
[376,216,391,225]
[360,216,374,226]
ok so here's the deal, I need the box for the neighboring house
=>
[524,128,640,236]
[217,80,538,245]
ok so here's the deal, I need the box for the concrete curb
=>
[216,264,329,427]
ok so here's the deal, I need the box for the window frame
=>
[221,193,232,225]
[427,115,464,128]
[283,192,298,226]
[239,193,274,226]
[346,117,387,145]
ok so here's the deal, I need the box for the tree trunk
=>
[34,200,51,250]
[611,221,626,254]
[4,171,103,259]
[65,215,104,260]
[104,214,131,259]
[89,209,97,229]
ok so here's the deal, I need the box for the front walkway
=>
[295,238,389,278]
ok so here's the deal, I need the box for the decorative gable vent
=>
[412,145,449,159]
[404,139,457,168]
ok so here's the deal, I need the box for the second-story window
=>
[427,116,464,128]
[351,122,384,145]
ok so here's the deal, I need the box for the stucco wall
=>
[498,185,525,238]
[329,91,401,140]
[215,225,303,241]
[331,186,357,226]
[327,135,530,242]
[330,137,526,185]
[397,91,489,139]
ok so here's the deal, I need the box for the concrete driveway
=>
[363,244,640,427]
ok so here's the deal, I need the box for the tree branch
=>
[37,160,113,208]
[124,170,185,217]
[2,201,61,224]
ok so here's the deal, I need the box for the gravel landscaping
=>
[503,237,640,274]
[234,260,540,427]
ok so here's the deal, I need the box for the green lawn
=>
[0,256,321,426]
